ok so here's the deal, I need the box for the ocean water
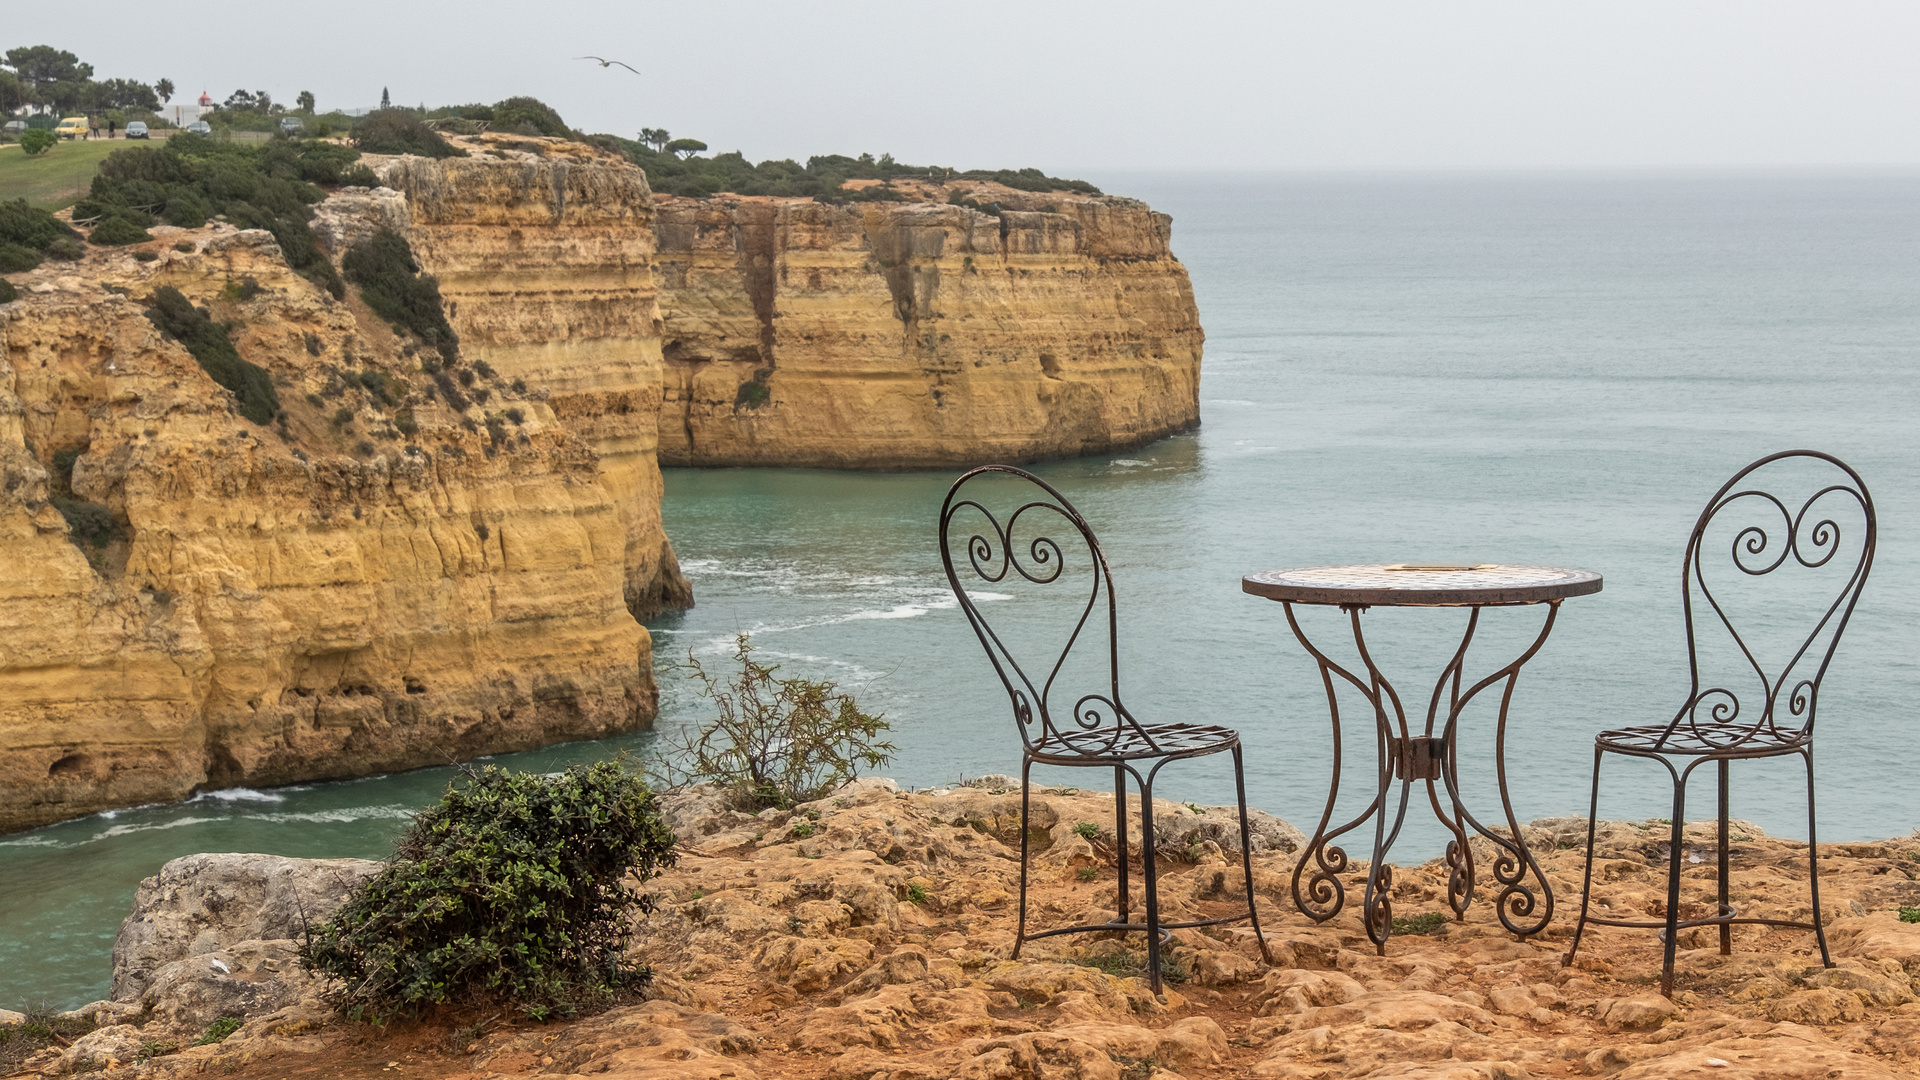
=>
[3,169,1916,1010]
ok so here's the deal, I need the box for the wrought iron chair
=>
[1564,451,1875,994]
[939,465,1272,995]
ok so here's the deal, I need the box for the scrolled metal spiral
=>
[1444,838,1472,915]
[1003,502,1074,585]
[1788,679,1815,718]
[1294,844,1349,922]
[1795,515,1840,568]
[1365,863,1395,945]
[1012,689,1035,729]
[1724,492,1793,577]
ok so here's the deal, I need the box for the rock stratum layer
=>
[28,789,1920,1079]
[0,137,688,832]
[653,181,1204,468]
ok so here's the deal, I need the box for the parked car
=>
[1,120,24,137]
[278,116,303,135]
[55,116,89,139]
[186,120,212,135]
[125,121,149,140]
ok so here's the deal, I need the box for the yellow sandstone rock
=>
[652,184,1204,468]
[0,218,665,832]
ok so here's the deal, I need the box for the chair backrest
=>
[1663,450,1876,749]
[939,465,1153,758]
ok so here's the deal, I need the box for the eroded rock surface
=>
[0,156,678,831]
[651,180,1204,468]
[44,784,1920,1079]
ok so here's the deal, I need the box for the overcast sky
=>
[9,1,1917,175]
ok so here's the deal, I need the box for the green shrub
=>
[734,377,770,410]
[351,109,465,158]
[19,129,54,155]
[45,237,83,261]
[298,761,678,1022]
[89,215,152,246]
[144,286,280,424]
[905,884,928,905]
[342,229,458,360]
[491,96,570,137]
[338,164,380,188]
[53,497,121,551]
[652,633,895,811]
[0,199,80,252]
[1072,821,1099,840]
[0,243,43,272]
[1900,906,1920,924]
[0,279,15,304]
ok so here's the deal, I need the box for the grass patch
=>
[906,883,928,905]
[0,138,126,209]
[193,1016,243,1045]
[1899,907,1920,924]
[1391,912,1449,936]
[1072,822,1100,841]
[1073,949,1187,984]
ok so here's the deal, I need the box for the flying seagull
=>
[576,56,641,74]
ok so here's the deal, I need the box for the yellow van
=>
[54,116,90,139]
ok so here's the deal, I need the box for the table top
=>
[1242,564,1603,607]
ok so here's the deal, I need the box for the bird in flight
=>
[577,56,641,74]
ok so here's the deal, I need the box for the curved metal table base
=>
[1280,600,1562,954]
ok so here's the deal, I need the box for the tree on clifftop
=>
[155,77,173,104]
[666,137,707,159]
[380,86,390,107]
[296,89,314,114]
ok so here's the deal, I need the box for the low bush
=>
[653,633,895,810]
[0,279,15,304]
[89,216,151,246]
[144,286,280,424]
[298,761,677,1021]
[490,96,570,137]
[0,242,40,272]
[0,199,80,256]
[19,128,54,155]
[352,110,465,158]
[342,228,458,361]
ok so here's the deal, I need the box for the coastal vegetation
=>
[298,761,677,1022]
[349,108,463,158]
[143,285,280,425]
[0,197,79,271]
[82,134,357,294]
[341,227,459,360]
[654,633,896,810]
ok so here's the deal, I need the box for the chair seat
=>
[1595,721,1810,757]
[1033,721,1240,763]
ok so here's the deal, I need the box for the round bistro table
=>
[1242,564,1602,953]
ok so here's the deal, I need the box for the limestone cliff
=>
[0,218,664,833]
[352,134,691,618]
[652,181,1203,468]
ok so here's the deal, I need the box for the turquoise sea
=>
[3,169,1916,1009]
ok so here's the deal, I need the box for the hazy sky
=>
[9,1,1917,175]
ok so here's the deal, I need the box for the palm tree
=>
[639,127,669,153]
[296,90,315,114]
[155,78,173,105]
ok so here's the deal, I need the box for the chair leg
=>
[1138,766,1163,997]
[1805,748,1833,968]
[1232,745,1274,963]
[1014,757,1034,961]
[1661,774,1690,997]
[1564,745,1606,968]
[1717,759,1732,956]
[1114,765,1131,926]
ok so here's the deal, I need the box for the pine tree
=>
[380,86,390,108]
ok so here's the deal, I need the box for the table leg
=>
[1438,601,1563,939]
[1282,599,1564,949]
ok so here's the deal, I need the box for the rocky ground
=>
[10,778,1920,1079]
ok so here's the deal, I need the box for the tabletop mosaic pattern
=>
[1242,564,1603,606]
